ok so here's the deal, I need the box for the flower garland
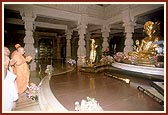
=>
[113,52,125,62]
[75,97,103,111]
[100,55,114,65]
[102,47,110,56]
[26,82,40,102]
[127,55,138,64]
[67,59,76,66]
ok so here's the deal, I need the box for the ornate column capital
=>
[101,25,110,32]
[77,24,87,35]
[122,7,137,33]
[21,10,36,31]
[77,14,88,35]
[66,29,72,34]
[77,14,88,26]
[123,22,136,33]
[65,29,72,40]
[101,25,110,38]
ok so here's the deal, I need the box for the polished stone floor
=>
[13,59,164,112]
[50,67,164,111]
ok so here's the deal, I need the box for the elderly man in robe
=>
[11,47,32,94]
[11,44,21,58]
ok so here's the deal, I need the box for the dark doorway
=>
[37,38,53,78]
[109,36,124,55]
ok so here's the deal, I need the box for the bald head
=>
[17,47,25,55]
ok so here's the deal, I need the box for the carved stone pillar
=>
[77,14,87,66]
[85,33,91,60]
[122,8,136,56]
[77,24,87,65]
[21,10,36,71]
[123,24,134,55]
[101,25,110,52]
[66,29,72,61]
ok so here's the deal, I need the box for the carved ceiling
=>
[4,4,164,41]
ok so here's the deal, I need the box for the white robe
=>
[4,70,19,111]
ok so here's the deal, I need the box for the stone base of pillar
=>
[124,46,133,56]
[102,47,107,52]
[77,56,86,66]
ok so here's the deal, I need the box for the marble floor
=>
[13,59,165,112]
[14,71,41,111]
[50,66,164,112]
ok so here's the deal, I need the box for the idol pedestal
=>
[112,62,164,80]
[79,64,112,73]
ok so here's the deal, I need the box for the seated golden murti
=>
[127,50,156,66]
[126,21,163,66]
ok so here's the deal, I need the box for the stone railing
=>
[38,66,75,112]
